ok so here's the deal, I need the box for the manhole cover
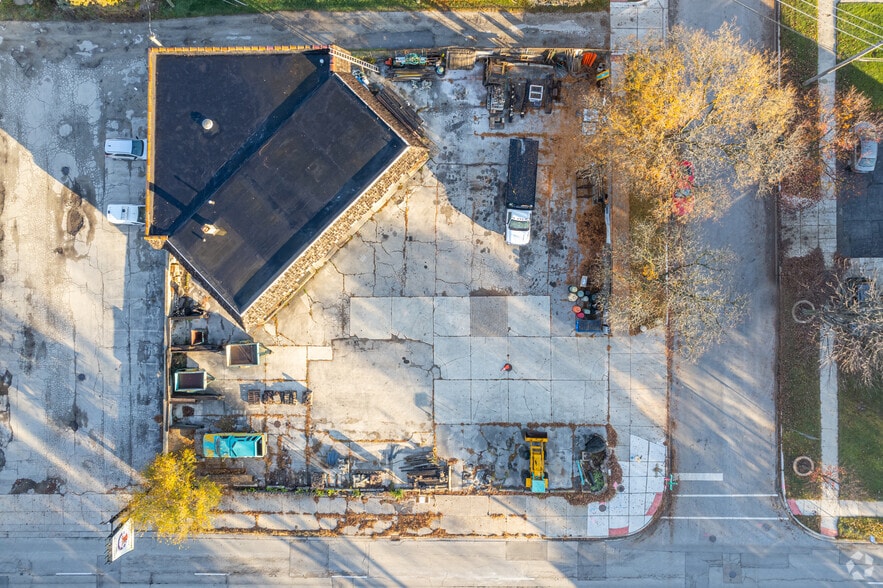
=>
[709,535,717,543]
[598,504,607,512]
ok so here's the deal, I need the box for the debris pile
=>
[401,449,450,490]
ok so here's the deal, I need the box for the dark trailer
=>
[505,138,539,209]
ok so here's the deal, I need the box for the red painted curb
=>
[646,492,663,516]
[788,499,802,516]
[609,526,629,537]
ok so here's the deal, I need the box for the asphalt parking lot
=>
[838,161,883,259]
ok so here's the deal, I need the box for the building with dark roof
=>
[145,46,426,327]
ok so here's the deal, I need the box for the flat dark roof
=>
[149,49,406,316]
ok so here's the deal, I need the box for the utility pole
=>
[803,40,883,86]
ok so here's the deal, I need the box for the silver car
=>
[850,122,878,174]
[104,138,147,161]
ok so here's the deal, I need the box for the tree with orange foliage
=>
[581,23,812,221]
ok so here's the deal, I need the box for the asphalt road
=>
[659,0,783,535]
[1,535,880,586]
[0,11,607,52]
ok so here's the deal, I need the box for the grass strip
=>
[835,3,883,109]
[839,516,883,540]
[779,251,824,500]
[838,372,883,500]
[780,0,818,83]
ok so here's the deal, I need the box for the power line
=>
[834,8,883,53]
[778,0,883,52]
[835,6,883,37]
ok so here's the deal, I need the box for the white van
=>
[106,204,145,226]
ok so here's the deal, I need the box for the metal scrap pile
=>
[402,449,449,490]
[384,51,446,81]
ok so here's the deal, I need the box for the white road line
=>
[194,573,229,576]
[676,473,724,481]
[55,573,95,576]
[677,494,778,498]
[663,516,780,520]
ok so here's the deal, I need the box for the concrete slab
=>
[434,379,471,424]
[264,345,308,381]
[436,240,474,296]
[350,296,392,339]
[609,351,631,389]
[508,380,553,423]
[585,380,609,424]
[307,346,334,361]
[551,381,585,424]
[391,297,434,342]
[508,337,552,380]
[508,296,551,337]
[213,513,257,530]
[470,337,510,379]
[471,380,508,422]
[403,240,438,297]
[434,336,471,380]
[630,353,665,389]
[434,297,471,336]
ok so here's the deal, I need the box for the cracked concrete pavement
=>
[0,24,164,496]
[0,12,668,540]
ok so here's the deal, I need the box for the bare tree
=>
[793,275,883,384]
[604,221,746,360]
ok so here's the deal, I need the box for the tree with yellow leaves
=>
[582,23,812,221]
[125,449,222,545]
[66,0,125,5]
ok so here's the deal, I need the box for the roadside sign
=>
[108,519,135,562]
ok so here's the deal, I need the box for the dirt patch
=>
[575,201,607,290]
[65,208,84,236]
[605,424,618,449]
[562,453,622,505]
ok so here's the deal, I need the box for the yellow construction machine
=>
[524,431,549,493]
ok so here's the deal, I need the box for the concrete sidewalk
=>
[793,499,883,519]
[0,461,667,540]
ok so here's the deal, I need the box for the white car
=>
[850,122,878,174]
[505,209,532,246]
[106,204,145,226]
[104,138,146,161]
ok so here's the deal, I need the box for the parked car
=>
[104,138,146,161]
[850,122,878,174]
[672,160,695,217]
[106,204,145,226]
[844,277,876,304]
